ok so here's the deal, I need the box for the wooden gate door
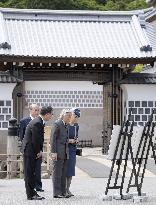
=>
[102,66,123,154]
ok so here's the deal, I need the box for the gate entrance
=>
[0,8,156,154]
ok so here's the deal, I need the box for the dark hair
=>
[73,108,81,118]
[40,106,53,116]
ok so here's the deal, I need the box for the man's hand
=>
[51,153,57,161]
[68,139,75,144]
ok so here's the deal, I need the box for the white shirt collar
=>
[30,115,34,120]
[62,120,66,125]
[39,115,46,124]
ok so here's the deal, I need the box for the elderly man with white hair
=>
[51,109,72,198]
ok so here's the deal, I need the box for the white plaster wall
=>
[121,84,156,101]
[141,66,156,73]
[0,83,16,154]
[121,84,156,125]
[25,81,103,91]
[24,81,103,146]
[0,83,16,99]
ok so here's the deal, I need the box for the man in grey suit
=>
[51,109,72,198]
[22,106,53,200]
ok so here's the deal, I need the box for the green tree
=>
[72,0,104,10]
[133,64,144,72]
[26,0,105,10]
[0,0,149,11]
[127,0,148,10]
[27,0,75,10]
[0,0,26,8]
[104,0,118,10]
[104,0,148,10]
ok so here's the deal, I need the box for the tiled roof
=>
[0,8,156,61]
[145,7,156,21]
[141,63,156,73]
[120,73,156,84]
[0,72,22,83]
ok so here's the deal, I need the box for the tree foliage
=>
[0,0,26,8]
[133,64,144,73]
[0,0,149,10]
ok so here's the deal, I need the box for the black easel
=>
[105,110,137,198]
[126,111,156,195]
[105,110,156,199]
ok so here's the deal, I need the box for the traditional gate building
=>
[116,8,156,131]
[0,8,156,156]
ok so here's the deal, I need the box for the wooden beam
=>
[0,55,155,65]
[23,70,111,81]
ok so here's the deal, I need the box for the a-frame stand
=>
[127,119,156,195]
[105,112,136,198]
[104,110,156,201]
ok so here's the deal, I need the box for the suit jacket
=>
[19,117,32,141]
[22,116,44,157]
[51,119,69,160]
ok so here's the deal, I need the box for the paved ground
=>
[77,147,156,178]
[0,147,156,205]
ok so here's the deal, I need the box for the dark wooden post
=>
[102,65,123,154]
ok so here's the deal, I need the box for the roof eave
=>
[0,55,155,64]
[120,73,156,84]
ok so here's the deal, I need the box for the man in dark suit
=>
[22,106,53,200]
[19,104,44,192]
[51,109,71,198]
[19,104,40,141]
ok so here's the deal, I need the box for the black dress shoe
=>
[27,195,43,200]
[68,193,74,197]
[62,194,71,198]
[67,191,74,197]
[36,188,44,192]
[53,195,65,198]
[36,193,45,199]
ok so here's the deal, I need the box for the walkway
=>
[0,147,156,205]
